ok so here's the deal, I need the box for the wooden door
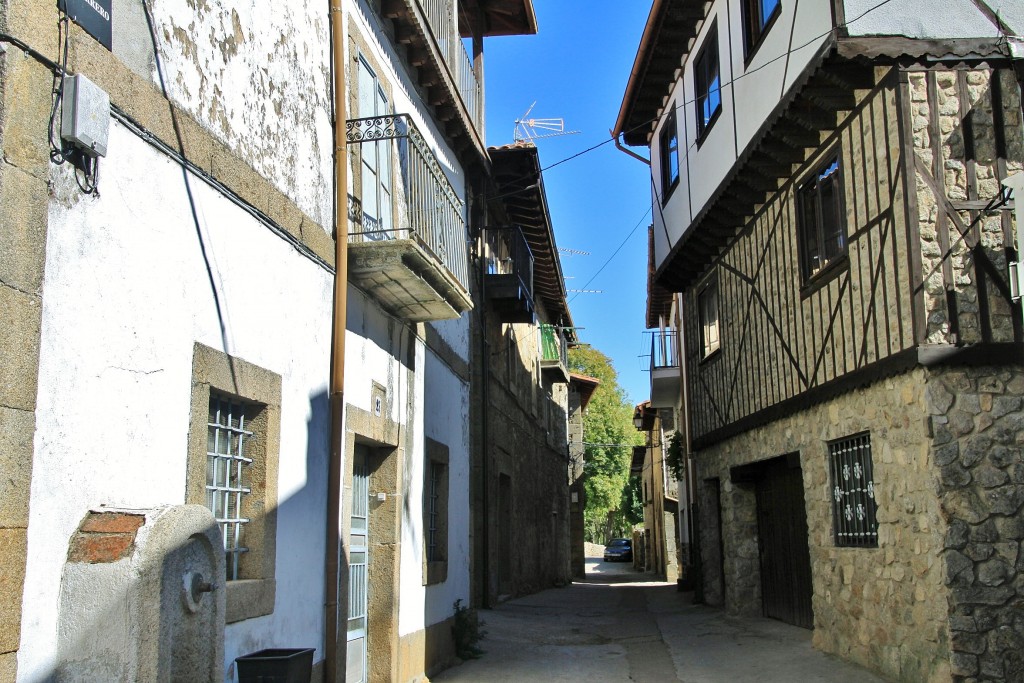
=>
[755,458,813,629]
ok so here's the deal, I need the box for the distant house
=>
[631,402,681,582]
[569,372,601,579]
[474,141,577,604]
[615,1,1024,680]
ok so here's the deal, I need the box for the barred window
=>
[207,393,254,580]
[423,439,449,585]
[187,342,281,623]
[828,433,878,547]
[427,462,442,562]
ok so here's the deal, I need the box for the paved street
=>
[434,557,890,682]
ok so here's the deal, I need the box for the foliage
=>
[665,431,685,481]
[614,476,644,530]
[568,346,643,542]
[452,599,486,659]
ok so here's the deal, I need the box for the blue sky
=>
[483,1,655,405]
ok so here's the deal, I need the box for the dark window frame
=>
[694,21,722,144]
[828,432,879,548]
[796,151,848,286]
[659,109,680,203]
[742,0,782,63]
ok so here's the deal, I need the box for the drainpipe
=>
[325,0,348,680]
[609,129,650,166]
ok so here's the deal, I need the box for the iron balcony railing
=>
[541,324,568,367]
[417,0,483,133]
[346,114,469,292]
[650,329,679,371]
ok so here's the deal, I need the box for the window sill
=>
[699,347,722,365]
[695,107,722,149]
[425,560,448,586]
[743,6,782,67]
[226,578,276,623]
[662,177,680,206]
[800,255,848,299]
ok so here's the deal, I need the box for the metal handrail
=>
[416,0,483,133]
[650,329,679,371]
[346,114,469,292]
[541,324,568,366]
[485,226,534,296]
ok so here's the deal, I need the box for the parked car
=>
[603,538,632,562]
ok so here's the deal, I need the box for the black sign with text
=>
[58,0,112,51]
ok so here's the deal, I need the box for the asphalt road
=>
[433,557,890,682]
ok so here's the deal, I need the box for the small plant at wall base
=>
[452,599,486,659]
[666,431,685,481]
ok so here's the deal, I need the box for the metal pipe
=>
[325,0,348,679]
[609,129,651,166]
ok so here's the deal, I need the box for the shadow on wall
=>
[37,389,332,683]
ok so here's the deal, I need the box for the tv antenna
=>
[514,102,581,143]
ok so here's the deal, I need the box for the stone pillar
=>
[0,2,59,677]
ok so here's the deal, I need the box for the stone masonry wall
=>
[928,365,1024,682]
[908,68,1024,346]
[696,369,952,682]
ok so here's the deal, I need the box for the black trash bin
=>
[235,648,314,683]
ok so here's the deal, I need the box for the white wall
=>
[341,0,474,645]
[20,122,333,682]
[146,0,335,229]
[842,0,1005,38]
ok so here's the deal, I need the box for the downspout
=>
[477,193,492,610]
[677,294,701,600]
[610,129,651,166]
[325,0,348,680]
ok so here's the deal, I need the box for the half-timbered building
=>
[615,1,1024,680]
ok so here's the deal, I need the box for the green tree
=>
[568,346,643,542]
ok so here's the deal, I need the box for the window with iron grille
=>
[427,462,442,562]
[207,393,254,580]
[828,433,879,547]
[694,21,721,141]
[423,439,449,585]
[187,342,280,623]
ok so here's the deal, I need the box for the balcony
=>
[539,324,569,383]
[484,226,534,323]
[649,329,680,408]
[380,0,484,151]
[346,114,472,322]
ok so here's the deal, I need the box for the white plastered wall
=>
[19,123,333,682]
[341,0,473,642]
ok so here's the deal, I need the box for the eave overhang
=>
[569,372,600,410]
[489,142,576,340]
[459,0,538,37]
[381,0,489,166]
[614,0,711,147]
[646,225,674,328]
